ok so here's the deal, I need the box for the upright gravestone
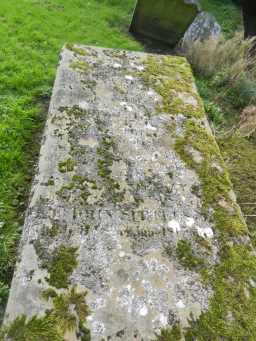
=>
[130,0,200,46]
[182,11,221,49]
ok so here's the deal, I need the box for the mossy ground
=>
[0,0,141,313]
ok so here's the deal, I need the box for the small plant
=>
[0,315,63,341]
[154,324,182,341]
[204,100,224,126]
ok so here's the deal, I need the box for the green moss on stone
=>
[46,177,55,186]
[175,119,246,236]
[97,136,124,203]
[153,324,182,341]
[176,240,204,270]
[70,60,89,73]
[0,314,63,341]
[41,288,57,300]
[59,105,87,119]
[1,288,90,340]
[142,56,204,119]
[58,158,75,173]
[66,43,88,56]
[49,222,61,238]
[45,245,78,289]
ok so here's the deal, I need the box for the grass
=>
[187,2,256,247]
[172,1,256,339]
[0,0,141,315]
[218,135,256,246]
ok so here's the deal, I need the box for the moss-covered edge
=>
[142,56,256,339]
[0,244,90,340]
[0,287,90,341]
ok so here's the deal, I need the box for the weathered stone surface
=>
[4,45,241,340]
[182,11,221,48]
[130,0,200,46]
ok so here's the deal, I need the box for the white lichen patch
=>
[168,220,181,233]
[196,226,214,239]
[113,62,122,69]
[176,300,186,309]
[185,217,195,228]
[125,75,134,81]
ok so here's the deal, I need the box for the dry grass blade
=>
[184,32,256,80]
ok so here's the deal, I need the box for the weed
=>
[153,325,182,341]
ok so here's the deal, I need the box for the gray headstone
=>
[182,11,221,48]
[130,0,200,46]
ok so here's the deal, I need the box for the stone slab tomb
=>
[130,0,200,46]
[4,46,240,340]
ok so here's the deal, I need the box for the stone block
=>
[4,45,246,340]
[130,0,200,46]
